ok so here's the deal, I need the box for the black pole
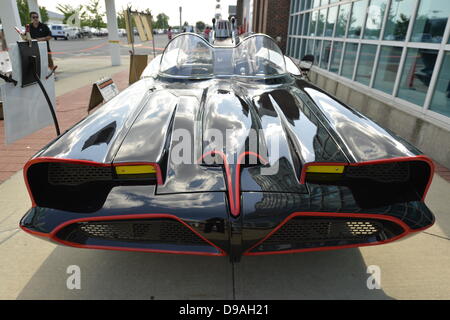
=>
[29,56,60,136]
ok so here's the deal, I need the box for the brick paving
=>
[0,69,128,183]
[1,69,450,185]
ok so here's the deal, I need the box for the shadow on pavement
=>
[17,246,392,299]
[17,247,233,300]
[235,248,393,299]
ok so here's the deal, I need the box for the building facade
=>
[286,0,450,167]
[237,0,290,51]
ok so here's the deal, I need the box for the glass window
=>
[373,46,403,94]
[313,0,320,8]
[355,44,378,85]
[317,9,326,36]
[297,15,303,34]
[383,0,415,41]
[363,0,388,39]
[429,52,450,117]
[304,0,313,11]
[302,12,311,35]
[341,43,359,78]
[398,48,438,106]
[348,0,369,38]
[314,40,322,65]
[410,0,450,43]
[305,39,314,56]
[330,41,343,73]
[300,38,307,59]
[325,6,338,37]
[291,15,297,35]
[296,38,302,59]
[330,0,339,3]
[309,11,319,36]
[321,0,329,6]
[320,40,332,69]
[335,4,351,37]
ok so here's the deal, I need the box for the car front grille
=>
[263,218,382,244]
[76,219,206,245]
[48,163,112,186]
[344,162,410,183]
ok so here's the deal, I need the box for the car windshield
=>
[159,33,287,79]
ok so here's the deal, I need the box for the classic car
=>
[20,33,435,262]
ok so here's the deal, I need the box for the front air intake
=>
[303,159,432,208]
[53,217,224,255]
[248,216,405,254]
[25,159,161,212]
[75,219,205,245]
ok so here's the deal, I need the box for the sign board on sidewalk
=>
[88,77,119,112]
[129,54,148,84]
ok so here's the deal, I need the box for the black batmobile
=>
[20,33,435,261]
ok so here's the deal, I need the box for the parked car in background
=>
[63,26,80,40]
[118,28,127,37]
[49,24,66,40]
[81,26,92,38]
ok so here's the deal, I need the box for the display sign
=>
[88,77,119,112]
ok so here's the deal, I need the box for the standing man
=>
[28,11,55,70]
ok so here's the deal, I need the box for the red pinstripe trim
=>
[198,150,235,214]
[21,213,226,256]
[235,151,268,217]
[23,157,163,208]
[198,151,267,217]
[243,211,430,256]
[299,155,434,200]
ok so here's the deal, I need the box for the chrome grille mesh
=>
[77,219,206,244]
[263,218,382,244]
[48,163,112,186]
[344,162,410,183]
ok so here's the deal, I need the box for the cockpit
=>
[158,33,290,80]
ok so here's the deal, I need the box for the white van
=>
[49,24,66,40]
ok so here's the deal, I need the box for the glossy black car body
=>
[20,34,435,262]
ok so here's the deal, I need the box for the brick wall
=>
[265,0,290,53]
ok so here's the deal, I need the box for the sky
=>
[38,0,237,26]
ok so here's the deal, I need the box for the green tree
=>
[85,0,105,29]
[195,21,205,32]
[16,0,49,25]
[155,13,169,29]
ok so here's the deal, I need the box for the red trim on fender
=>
[21,213,226,256]
[299,155,435,201]
[235,151,268,217]
[199,151,267,217]
[23,157,163,208]
[243,211,428,256]
[198,151,235,214]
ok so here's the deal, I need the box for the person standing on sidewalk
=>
[28,11,55,70]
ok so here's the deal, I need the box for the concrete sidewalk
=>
[0,56,449,299]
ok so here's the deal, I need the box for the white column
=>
[105,0,121,66]
[27,0,40,17]
[0,0,22,49]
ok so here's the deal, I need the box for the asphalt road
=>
[48,34,170,59]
